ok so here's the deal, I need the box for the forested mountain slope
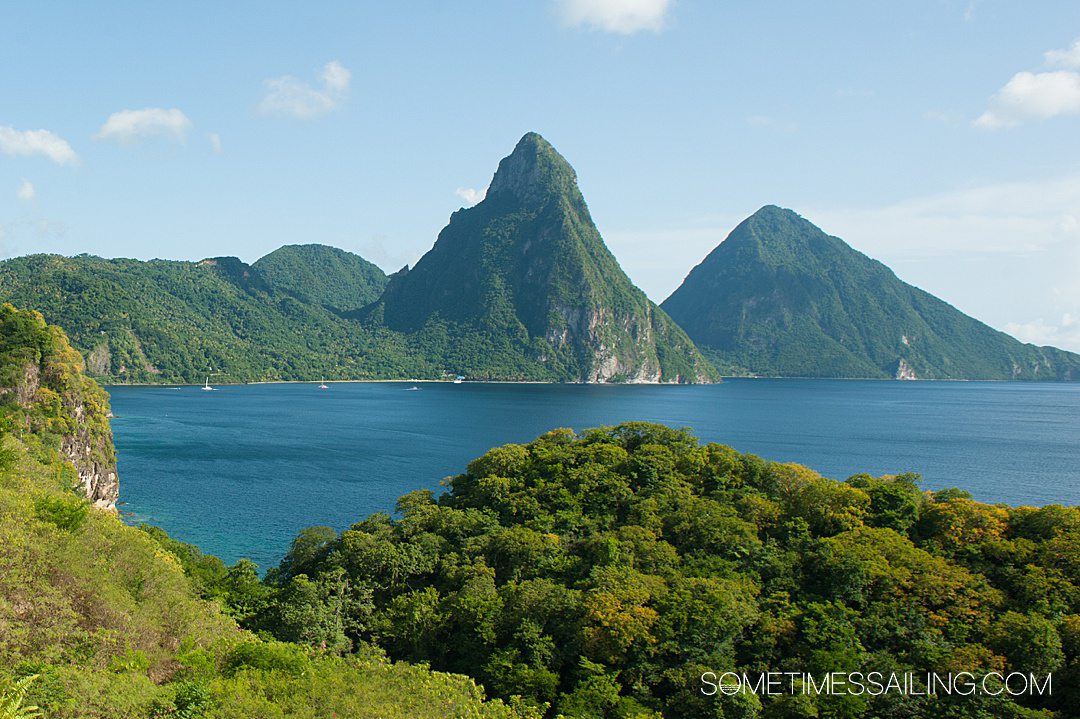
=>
[662,205,1080,379]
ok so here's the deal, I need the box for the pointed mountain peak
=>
[740,205,815,234]
[487,132,580,207]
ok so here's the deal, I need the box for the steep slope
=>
[661,205,1080,379]
[369,132,716,383]
[0,305,523,719]
[0,253,419,383]
[253,243,388,313]
[0,304,117,508]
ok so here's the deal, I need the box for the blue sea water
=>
[107,380,1080,569]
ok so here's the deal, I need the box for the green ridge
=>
[661,205,1080,379]
[252,243,388,313]
[0,253,421,384]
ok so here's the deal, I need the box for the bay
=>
[107,379,1080,568]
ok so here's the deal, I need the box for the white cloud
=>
[975,71,1080,129]
[1045,37,1080,69]
[95,107,193,143]
[208,132,223,155]
[556,0,673,34]
[258,61,351,119]
[16,180,35,202]
[976,38,1080,129]
[455,187,485,206]
[0,125,79,165]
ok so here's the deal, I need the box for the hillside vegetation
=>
[247,423,1080,719]
[662,206,1080,380]
[2,305,1077,717]
[368,133,715,383]
[0,305,525,718]
[0,253,424,384]
[251,244,388,313]
[0,134,713,385]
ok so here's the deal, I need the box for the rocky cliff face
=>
[0,304,119,509]
[59,404,119,510]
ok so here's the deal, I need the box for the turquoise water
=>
[107,380,1080,569]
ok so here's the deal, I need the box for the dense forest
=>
[196,424,1078,719]
[661,206,1080,380]
[0,305,524,718]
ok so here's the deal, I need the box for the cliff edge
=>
[0,303,118,508]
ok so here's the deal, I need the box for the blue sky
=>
[3,1,1080,350]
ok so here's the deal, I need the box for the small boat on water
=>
[201,377,214,391]
[318,379,329,389]
[406,386,420,391]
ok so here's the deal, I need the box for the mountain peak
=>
[372,132,716,383]
[740,205,815,235]
[662,207,1080,380]
[487,132,579,207]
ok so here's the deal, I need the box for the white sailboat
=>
[318,379,329,389]
[202,377,214,391]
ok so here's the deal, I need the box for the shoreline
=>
[99,375,1079,388]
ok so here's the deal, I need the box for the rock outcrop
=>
[0,304,119,509]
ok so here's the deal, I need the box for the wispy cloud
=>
[16,180,35,202]
[556,0,673,34]
[1045,37,1080,69]
[811,175,1080,351]
[0,125,79,165]
[923,109,963,125]
[95,107,193,143]
[455,187,486,206]
[611,174,1080,351]
[976,37,1080,129]
[812,174,1080,257]
[208,132,223,155]
[1005,314,1080,350]
[258,61,351,119]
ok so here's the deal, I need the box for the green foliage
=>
[371,133,716,383]
[265,422,1079,718]
[661,205,1080,380]
[251,243,388,313]
[33,495,89,532]
[0,307,521,719]
[0,255,423,384]
[223,641,310,677]
[0,675,41,719]
[0,136,717,385]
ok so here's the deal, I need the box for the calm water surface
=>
[107,380,1080,568]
